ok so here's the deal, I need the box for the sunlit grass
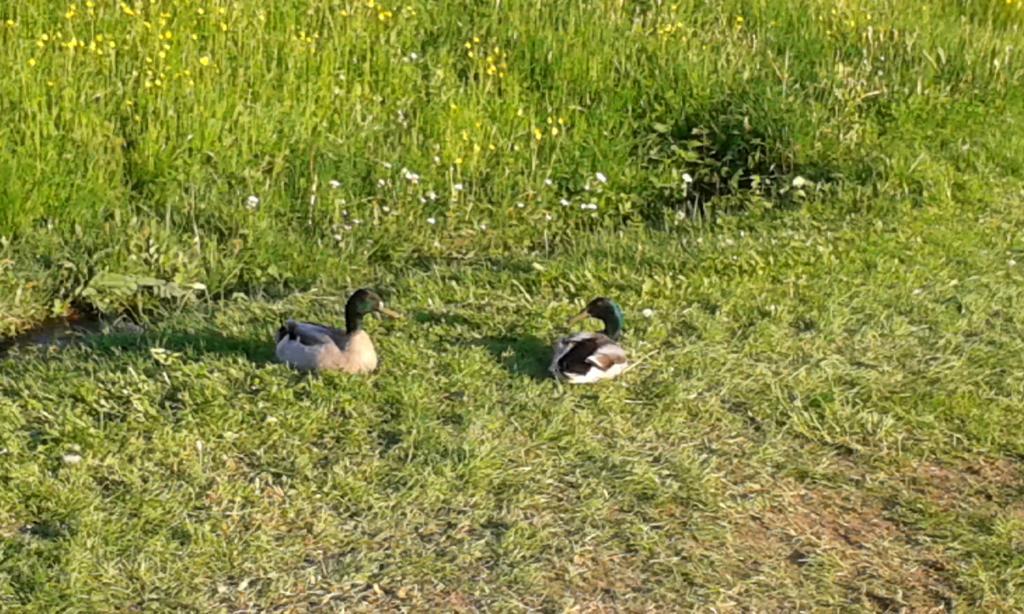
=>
[2,189,1023,609]
[1,0,1024,608]
[1,0,1022,330]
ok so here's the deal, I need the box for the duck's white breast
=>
[562,360,628,384]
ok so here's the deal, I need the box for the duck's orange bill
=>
[379,306,403,319]
[566,310,588,327]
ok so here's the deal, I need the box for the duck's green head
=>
[567,296,624,339]
[346,288,401,331]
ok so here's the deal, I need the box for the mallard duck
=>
[549,297,628,383]
[275,288,400,373]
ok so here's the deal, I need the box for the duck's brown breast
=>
[320,330,378,373]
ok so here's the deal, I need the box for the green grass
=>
[3,192,1023,610]
[2,0,1023,330]
[2,0,1024,609]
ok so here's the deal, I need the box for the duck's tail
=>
[276,319,298,342]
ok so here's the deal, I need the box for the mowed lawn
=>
[2,0,1024,610]
[3,191,1023,610]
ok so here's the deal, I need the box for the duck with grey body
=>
[275,289,400,373]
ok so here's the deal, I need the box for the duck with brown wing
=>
[550,297,628,384]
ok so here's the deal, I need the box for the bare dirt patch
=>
[730,477,957,611]
[912,458,1022,514]
[720,454,1024,611]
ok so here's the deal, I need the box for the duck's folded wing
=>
[556,333,620,375]
[287,321,339,347]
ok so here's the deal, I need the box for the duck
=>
[275,288,400,373]
[549,297,628,383]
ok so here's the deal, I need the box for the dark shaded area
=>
[635,103,835,224]
[89,328,277,365]
[0,309,104,355]
[0,315,277,367]
[20,521,72,541]
[461,334,551,380]
[411,309,477,328]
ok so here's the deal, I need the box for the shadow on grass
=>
[461,333,551,380]
[86,328,277,365]
[411,310,475,328]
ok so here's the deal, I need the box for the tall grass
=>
[1,0,1022,333]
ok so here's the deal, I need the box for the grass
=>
[3,192,1023,610]
[2,0,1024,609]
[2,0,1023,330]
